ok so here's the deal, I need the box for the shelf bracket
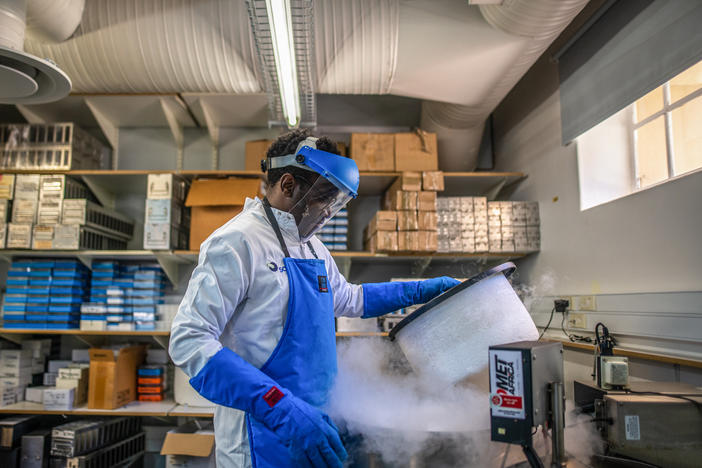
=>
[15,105,48,124]
[154,251,179,287]
[410,257,432,277]
[71,334,104,348]
[333,257,352,279]
[76,254,93,270]
[152,335,170,350]
[85,98,120,170]
[0,332,27,345]
[200,100,220,170]
[161,98,185,171]
[485,178,507,201]
[80,175,116,209]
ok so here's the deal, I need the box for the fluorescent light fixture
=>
[265,0,301,128]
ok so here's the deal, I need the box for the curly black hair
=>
[265,129,340,187]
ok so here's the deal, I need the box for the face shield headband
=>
[264,138,359,242]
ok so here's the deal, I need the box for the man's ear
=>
[280,173,296,198]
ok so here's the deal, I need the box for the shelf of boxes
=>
[0,399,189,416]
[0,169,525,198]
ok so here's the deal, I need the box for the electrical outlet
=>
[568,313,587,329]
[577,295,597,311]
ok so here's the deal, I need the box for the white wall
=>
[492,55,702,381]
[494,66,702,295]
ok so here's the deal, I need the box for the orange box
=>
[245,140,273,171]
[88,345,145,409]
[139,394,164,402]
[138,377,163,386]
[138,386,164,394]
[185,177,262,250]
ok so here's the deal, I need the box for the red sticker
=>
[263,386,285,407]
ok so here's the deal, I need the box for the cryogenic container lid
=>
[388,262,516,340]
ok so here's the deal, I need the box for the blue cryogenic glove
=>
[361,276,461,318]
[189,348,347,468]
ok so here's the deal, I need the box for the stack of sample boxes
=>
[0,174,14,247]
[365,171,442,252]
[317,208,349,251]
[487,201,540,253]
[436,199,540,253]
[137,365,167,402]
[81,261,166,331]
[52,365,89,409]
[436,196,488,253]
[0,349,32,406]
[0,173,134,250]
[2,259,88,329]
[7,174,40,249]
[143,174,189,250]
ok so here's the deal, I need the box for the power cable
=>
[538,307,555,340]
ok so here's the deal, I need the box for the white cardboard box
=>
[43,387,74,411]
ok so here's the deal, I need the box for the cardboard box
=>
[11,198,37,223]
[350,134,394,171]
[397,231,419,252]
[366,231,398,253]
[88,345,145,409]
[396,211,418,231]
[31,225,54,250]
[394,131,438,171]
[43,388,74,411]
[365,211,396,239]
[174,367,212,407]
[419,231,437,252]
[418,211,437,231]
[0,416,39,449]
[422,171,444,191]
[185,178,261,251]
[336,317,379,333]
[147,174,188,201]
[161,421,215,468]
[245,140,273,171]
[388,172,422,192]
[14,175,40,200]
[383,190,417,211]
[417,191,437,211]
[25,386,49,404]
[0,174,15,199]
[7,223,32,249]
[397,231,437,252]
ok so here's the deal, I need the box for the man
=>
[169,130,460,468]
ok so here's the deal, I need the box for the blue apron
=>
[246,198,337,468]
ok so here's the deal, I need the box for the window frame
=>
[632,82,702,189]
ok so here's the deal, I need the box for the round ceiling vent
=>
[0,45,71,104]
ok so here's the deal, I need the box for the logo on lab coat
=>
[267,261,286,272]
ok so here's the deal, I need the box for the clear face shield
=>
[289,176,353,242]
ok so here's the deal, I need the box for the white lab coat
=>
[169,197,364,466]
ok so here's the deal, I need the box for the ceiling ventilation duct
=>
[24,0,260,94]
[0,0,79,104]
[315,0,399,94]
[420,0,588,171]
